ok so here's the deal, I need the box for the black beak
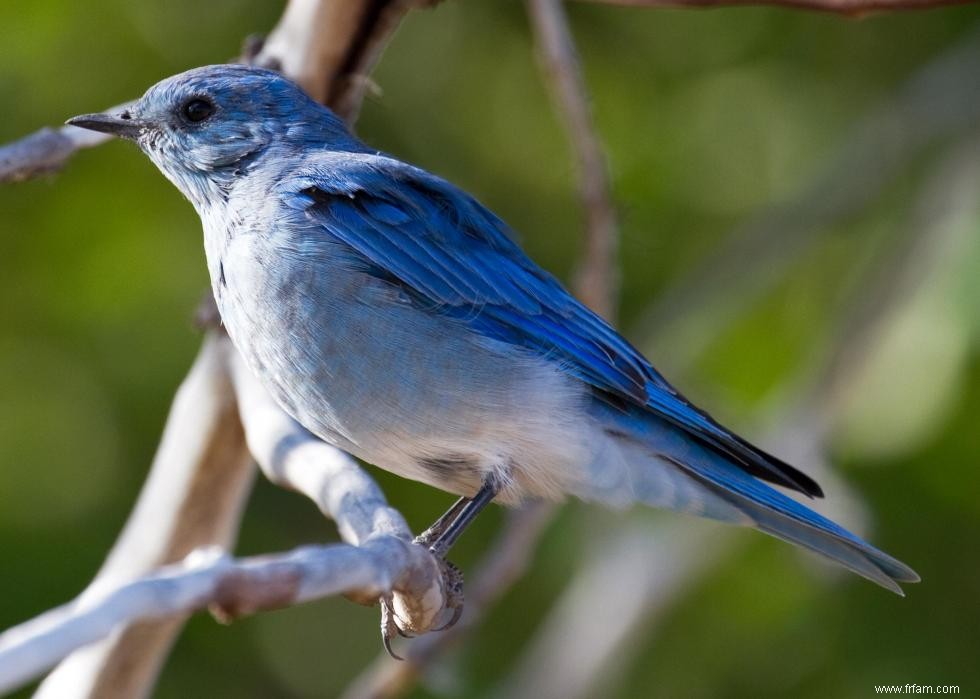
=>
[66,111,145,139]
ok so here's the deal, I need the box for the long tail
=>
[587,403,920,594]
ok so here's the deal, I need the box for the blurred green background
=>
[2,1,979,697]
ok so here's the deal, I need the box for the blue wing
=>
[285,153,821,497]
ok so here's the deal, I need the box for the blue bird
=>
[68,65,918,599]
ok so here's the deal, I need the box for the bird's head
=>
[67,64,357,206]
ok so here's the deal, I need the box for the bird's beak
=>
[66,112,145,140]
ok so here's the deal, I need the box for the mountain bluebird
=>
[69,65,918,599]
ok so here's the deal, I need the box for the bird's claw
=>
[377,553,466,659]
[380,594,405,661]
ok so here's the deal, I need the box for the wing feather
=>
[287,155,823,498]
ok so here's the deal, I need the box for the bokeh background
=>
[2,1,979,697]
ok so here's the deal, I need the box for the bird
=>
[68,64,918,604]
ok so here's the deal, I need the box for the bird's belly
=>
[215,237,593,502]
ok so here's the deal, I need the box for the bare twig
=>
[579,0,976,17]
[0,102,134,184]
[0,541,438,697]
[530,0,620,318]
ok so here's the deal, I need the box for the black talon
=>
[380,595,404,661]
[432,604,464,632]
[382,633,403,662]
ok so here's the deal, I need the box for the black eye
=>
[181,98,214,123]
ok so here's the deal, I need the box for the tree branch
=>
[0,102,134,184]
[530,0,620,319]
[0,542,431,697]
[578,0,976,17]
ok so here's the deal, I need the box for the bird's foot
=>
[378,557,466,660]
[380,480,501,657]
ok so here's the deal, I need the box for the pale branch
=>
[0,541,434,697]
[0,102,134,184]
[578,0,976,17]
[529,0,620,319]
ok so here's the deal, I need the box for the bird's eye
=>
[181,98,214,123]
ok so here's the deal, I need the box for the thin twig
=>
[529,0,620,319]
[579,0,977,17]
[0,102,134,184]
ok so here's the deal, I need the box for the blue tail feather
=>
[672,457,920,593]
[596,403,919,593]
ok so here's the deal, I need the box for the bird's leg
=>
[423,475,501,559]
[382,475,502,656]
[422,476,500,632]
[413,494,471,549]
